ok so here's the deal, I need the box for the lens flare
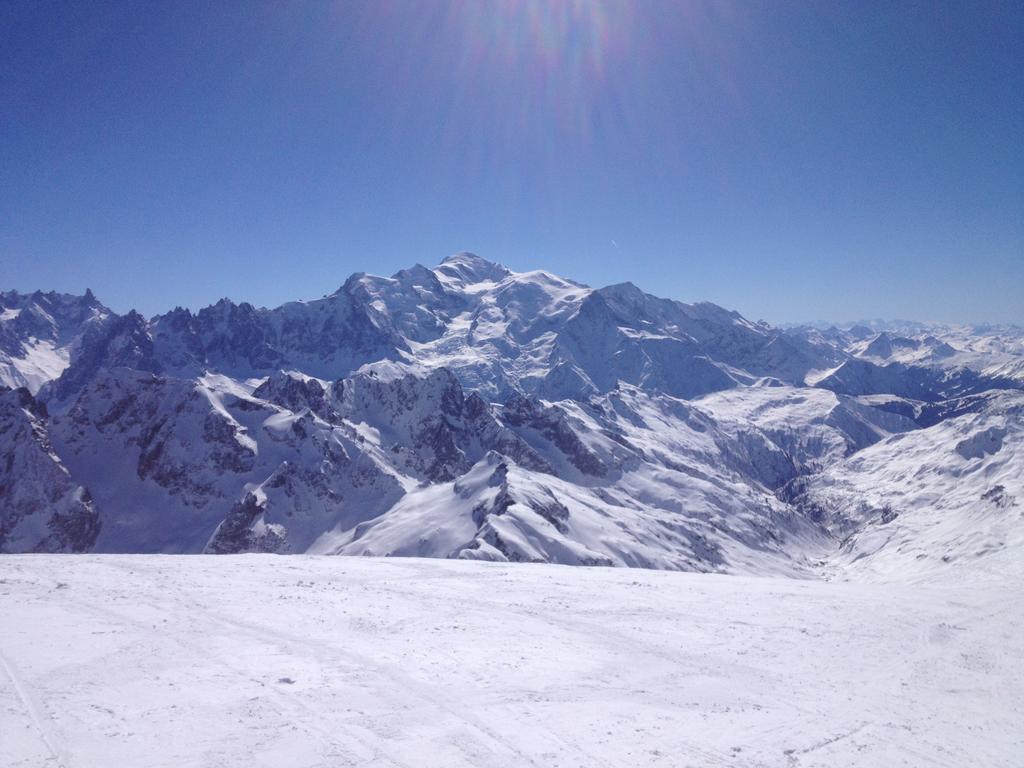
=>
[446,1,635,141]
[330,1,750,206]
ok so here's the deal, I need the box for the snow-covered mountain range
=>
[3,253,1022,579]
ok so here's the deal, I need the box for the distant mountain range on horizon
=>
[2,252,1022,583]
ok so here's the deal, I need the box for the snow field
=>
[1,555,1021,768]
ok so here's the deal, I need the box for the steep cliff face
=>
[0,386,99,552]
[0,289,111,393]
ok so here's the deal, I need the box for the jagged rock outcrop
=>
[0,386,100,552]
[0,289,111,393]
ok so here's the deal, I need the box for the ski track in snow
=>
[0,647,68,767]
[1,555,1022,768]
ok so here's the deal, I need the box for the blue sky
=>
[2,1,1021,323]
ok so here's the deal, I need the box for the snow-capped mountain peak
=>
[433,251,512,289]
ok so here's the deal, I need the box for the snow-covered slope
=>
[792,390,1024,582]
[12,366,825,573]
[795,322,1024,396]
[1,555,1020,768]
[695,385,917,473]
[46,369,413,554]
[851,324,1024,371]
[322,382,928,574]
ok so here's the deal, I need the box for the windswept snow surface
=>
[1,555,1022,768]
